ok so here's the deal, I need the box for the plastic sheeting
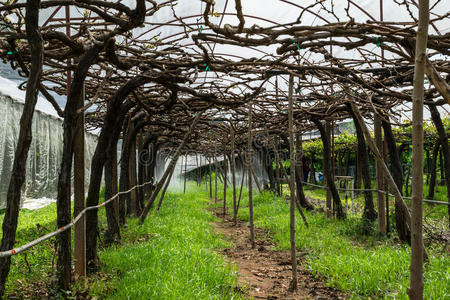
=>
[0,92,97,208]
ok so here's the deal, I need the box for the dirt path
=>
[212,208,347,300]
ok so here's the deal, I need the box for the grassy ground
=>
[0,186,243,299]
[88,189,242,300]
[1,180,448,299]
[0,203,60,296]
[209,178,449,299]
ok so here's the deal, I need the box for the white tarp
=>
[0,78,97,209]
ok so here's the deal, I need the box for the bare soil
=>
[212,207,348,300]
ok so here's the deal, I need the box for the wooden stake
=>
[409,0,429,297]
[214,153,218,202]
[374,114,386,235]
[223,154,227,215]
[112,143,119,224]
[325,122,332,217]
[288,74,298,290]
[129,124,138,215]
[383,138,390,234]
[231,128,237,224]
[250,166,263,193]
[208,157,213,199]
[156,166,175,211]
[248,100,255,249]
[183,155,187,194]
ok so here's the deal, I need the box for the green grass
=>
[0,203,59,295]
[1,180,448,299]
[0,185,243,299]
[90,188,242,299]
[210,181,449,299]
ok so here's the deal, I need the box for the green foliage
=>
[214,181,449,299]
[303,138,323,156]
[303,116,449,160]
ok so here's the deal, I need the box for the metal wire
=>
[301,181,449,205]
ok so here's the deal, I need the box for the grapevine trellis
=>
[0,0,448,298]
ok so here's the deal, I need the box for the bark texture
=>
[248,101,255,248]
[0,1,43,295]
[382,117,411,242]
[347,104,377,222]
[407,2,429,295]
[288,75,298,291]
[312,119,345,219]
[85,77,149,270]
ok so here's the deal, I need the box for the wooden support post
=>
[137,134,144,211]
[223,154,227,215]
[279,139,283,196]
[344,179,349,212]
[156,166,175,211]
[409,0,429,297]
[180,155,184,190]
[237,158,246,214]
[74,82,86,280]
[180,155,183,178]
[383,138,390,234]
[183,155,187,194]
[129,128,138,216]
[274,138,281,196]
[231,129,237,224]
[112,143,119,222]
[250,167,263,194]
[205,156,208,191]
[351,178,355,213]
[209,157,213,199]
[288,74,298,290]
[325,122,332,218]
[195,154,200,186]
[331,121,336,216]
[374,114,386,235]
[214,153,218,202]
[248,100,255,249]
[380,0,389,235]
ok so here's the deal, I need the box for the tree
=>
[312,119,345,219]
[0,0,43,296]
[346,103,377,223]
